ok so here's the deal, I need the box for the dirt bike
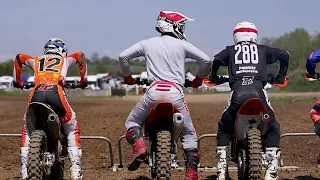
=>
[23,81,80,180]
[304,72,320,168]
[204,75,289,179]
[132,78,192,180]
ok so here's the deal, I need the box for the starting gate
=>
[116,132,317,171]
[0,134,115,168]
[0,132,317,171]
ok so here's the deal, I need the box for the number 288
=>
[234,44,259,64]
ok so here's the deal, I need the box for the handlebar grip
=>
[64,81,79,89]
[134,78,151,86]
[23,82,35,89]
[184,79,191,88]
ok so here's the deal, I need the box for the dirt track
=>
[0,93,320,179]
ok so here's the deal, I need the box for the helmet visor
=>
[44,41,65,49]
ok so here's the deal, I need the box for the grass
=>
[269,96,318,104]
[0,90,29,96]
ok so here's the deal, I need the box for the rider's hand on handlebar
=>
[208,74,220,84]
[267,74,286,84]
[77,79,88,89]
[208,73,218,84]
[274,74,286,84]
[306,71,320,80]
[13,81,24,89]
[208,74,226,85]
[123,75,135,85]
[190,75,203,88]
[314,120,320,136]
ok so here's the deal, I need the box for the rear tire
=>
[28,130,47,180]
[156,130,171,180]
[247,128,262,179]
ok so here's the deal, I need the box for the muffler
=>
[262,113,270,121]
[47,113,60,141]
[171,113,184,141]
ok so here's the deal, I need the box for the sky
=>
[0,0,319,62]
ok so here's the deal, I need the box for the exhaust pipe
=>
[48,114,57,122]
[262,113,270,121]
[47,113,60,140]
[171,113,184,141]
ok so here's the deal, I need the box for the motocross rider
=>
[305,49,320,166]
[208,21,289,180]
[119,11,211,180]
[13,38,88,180]
[306,49,320,136]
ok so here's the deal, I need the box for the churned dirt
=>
[0,92,320,179]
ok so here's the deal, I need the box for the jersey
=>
[306,49,320,76]
[119,35,211,87]
[213,42,289,86]
[13,52,87,86]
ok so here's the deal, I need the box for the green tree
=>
[261,28,320,91]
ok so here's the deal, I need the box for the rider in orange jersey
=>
[13,38,87,180]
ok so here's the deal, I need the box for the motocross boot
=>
[171,139,179,169]
[216,146,229,180]
[20,147,29,180]
[126,126,147,171]
[264,147,281,180]
[68,147,83,180]
[184,149,200,180]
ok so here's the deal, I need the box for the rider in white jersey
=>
[119,11,211,180]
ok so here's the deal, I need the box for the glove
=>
[274,74,286,84]
[13,81,24,89]
[208,73,219,84]
[77,79,88,89]
[314,120,320,136]
[123,75,135,85]
[190,76,203,88]
[306,71,320,80]
[267,74,286,84]
[208,74,226,85]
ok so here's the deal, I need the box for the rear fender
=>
[144,102,178,138]
[234,98,269,141]
[26,102,60,140]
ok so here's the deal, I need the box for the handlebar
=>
[204,74,289,87]
[133,78,192,88]
[22,80,80,90]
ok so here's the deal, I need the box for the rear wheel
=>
[247,128,262,179]
[156,130,171,180]
[28,130,47,180]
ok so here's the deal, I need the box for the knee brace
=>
[126,126,142,145]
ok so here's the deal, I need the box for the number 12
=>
[38,58,61,72]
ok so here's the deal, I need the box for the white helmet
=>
[233,21,258,44]
[155,11,194,40]
[43,38,68,57]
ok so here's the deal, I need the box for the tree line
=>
[1,28,320,91]
[262,28,320,91]
[0,53,200,77]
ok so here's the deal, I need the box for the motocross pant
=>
[310,99,320,123]
[21,84,80,148]
[217,81,280,148]
[125,81,198,150]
